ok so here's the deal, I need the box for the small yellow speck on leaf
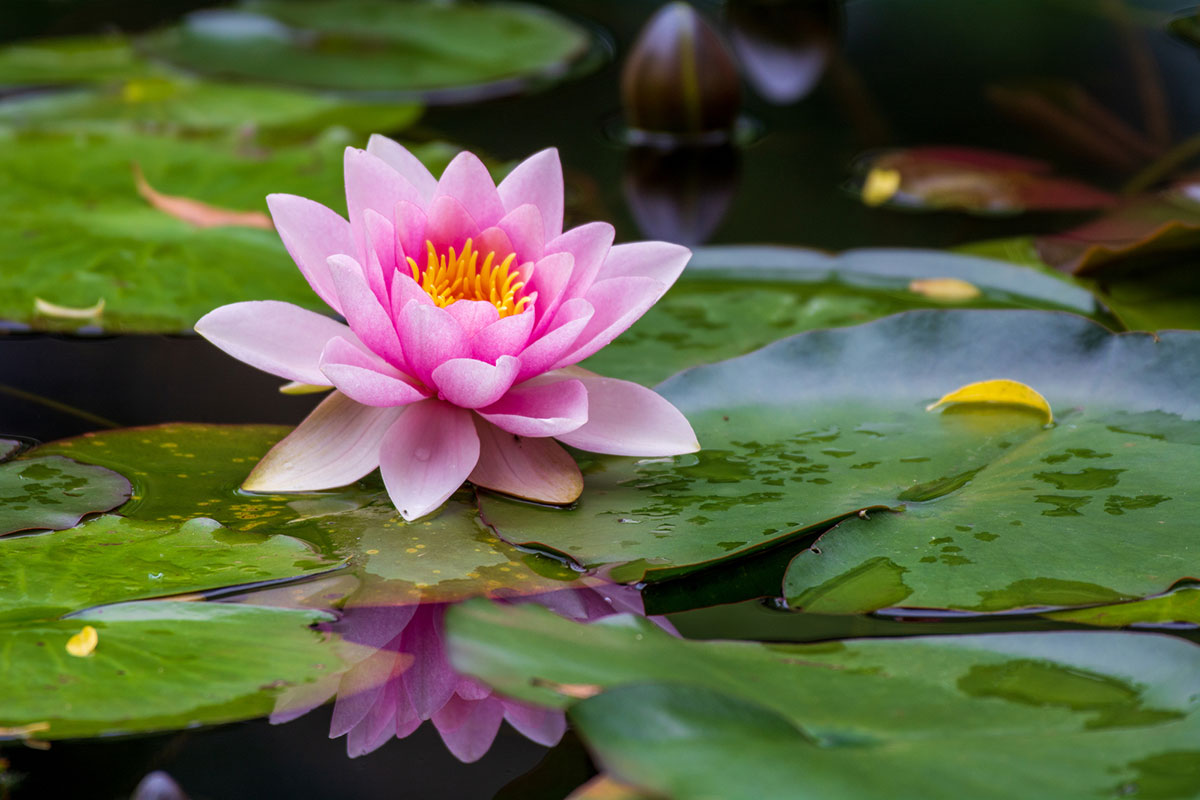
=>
[66,625,99,657]
[926,379,1053,423]
[34,297,105,320]
[862,168,902,206]
[908,278,981,302]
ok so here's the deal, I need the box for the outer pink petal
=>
[516,298,594,382]
[391,270,435,320]
[379,400,480,521]
[394,200,428,264]
[344,147,424,244]
[547,221,615,301]
[434,151,506,229]
[320,337,428,408]
[330,647,402,737]
[397,303,470,386]
[474,226,515,262]
[496,203,545,262]
[525,251,575,337]
[424,195,481,255]
[328,254,406,369]
[497,147,563,242]
[551,277,666,369]
[502,702,567,747]
[243,391,403,492]
[362,209,396,303]
[398,606,458,720]
[472,308,535,363]
[195,300,351,385]
[477,378,588,437]
[432,695,505,764]
[431,355,520,409]
[555,370,699,456]
[367,134,437,204]
[445,299,500,340]
[266,194,353,314]
[600,241,691,285]
[469,419,583,504]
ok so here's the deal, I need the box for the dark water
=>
[4,1,1200,796]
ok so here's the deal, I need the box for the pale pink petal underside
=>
[497,147,563,242]
[398,606,459,720]
[431,356,520,409]
[551,277,666,369]
[266,194,353,314]
[469,419,583,504]
[432,695,505,764]
[320,337,427,408]
[435,151,506,229]
[555,368,699,456]
[601,240,692,286]
[379,400,481,521]
[477,378,588,437]
[502,702,567,747]
[547,221,615,301]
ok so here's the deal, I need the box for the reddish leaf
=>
[134,164,273,230]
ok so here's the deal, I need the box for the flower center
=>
[406,238,530,317]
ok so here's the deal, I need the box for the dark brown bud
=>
[621,2,742,137]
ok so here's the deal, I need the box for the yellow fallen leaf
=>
[66,625,99,657]
[0,722,50,737]
[134,164,274,230]
[908,277,982,302]
[279,381,334,396]
[34,297,105,320]
[926,379,1053,423]
[862,167,902,206]
[531,677,602,699]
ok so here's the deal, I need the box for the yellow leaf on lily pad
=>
[34,297,105,319]
[862,167,901,206]
[278,381,333,396]
[66,625,99,657]
[926,379,1052,423]
[908,277,981,302]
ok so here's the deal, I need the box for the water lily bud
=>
[726,0,837,104]
[621,2,742,137]
[624,143,740,245]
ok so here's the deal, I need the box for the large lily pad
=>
[0,455,130,535]
[1,600,349,740]
[482,311,1199,599]
[138,1,593,101]
[582,245,1110,387]
[447,601,1200,800]
[0,129,455,333]
[34,424,587,607]
[0,35,161,86]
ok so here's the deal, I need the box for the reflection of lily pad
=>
[34,424,585,606]
[582,246,1109,387]
[448,601,1200,800]
[138,1,593,101]
[0,130,455,333]
[0,456,130,535]
[484,311,1200,605]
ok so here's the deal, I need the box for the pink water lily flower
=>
[196,135,698,519]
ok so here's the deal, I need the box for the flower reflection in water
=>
[271,585,672,761]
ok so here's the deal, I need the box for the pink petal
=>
[497,147,563,242]
[431,356,520,409]
[474,226,515,262]
[551,277,666,369]
[399,605,459,720]
[472,308,535,363]
[601,241,691,285]
[330,648,403,737]
[425,195,481,256]
[477,378,588,437]
[391,270,435,320]
[320,337,428,408]
[397,303,470,386]
[266,194,353,314]
[434,151,506,229]
[525,251,575,337]
[516,298,594,382]
[555,369,699,456]
[362,209,396,303]
[347,669,404,757]
[496,203,545,262]
[469,419,583,504]
[433,695,505,763]
[394,200,428,265]
[547,222,615,301]
[195,300,351,385]
[502,702,567,747]
[328,254,406,369]
[379,400,480,521]
[344,147,424,247]
[445,300,500,340]
[455,675,492,702]
[243,391,403,492]
[367,134,437,204]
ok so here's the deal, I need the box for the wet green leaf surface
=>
[0,455,130,535]
[1,601,348,740]
[447,601,1200,800]
[1043,587,1200,628]
[0,130,456,333]
[0,35,161,85]
[485,311,1200,602]
[582,246,1110,387]
[138,0,592,99]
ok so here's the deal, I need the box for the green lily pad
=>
[0,129,456,333]
[34,424,586,606]
[483,311,1199,597]
[447,601,1200,800]
[582,245,1111,387]
[1,600,349,740]
[138,1,593,101]
[0,79,421,140]
[0,35,161,86]
[0,455,130,535]
[1042,587,1200,628]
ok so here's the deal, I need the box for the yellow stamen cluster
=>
[406,238,530,317]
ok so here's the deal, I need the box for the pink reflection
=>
[272,585,672,762]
